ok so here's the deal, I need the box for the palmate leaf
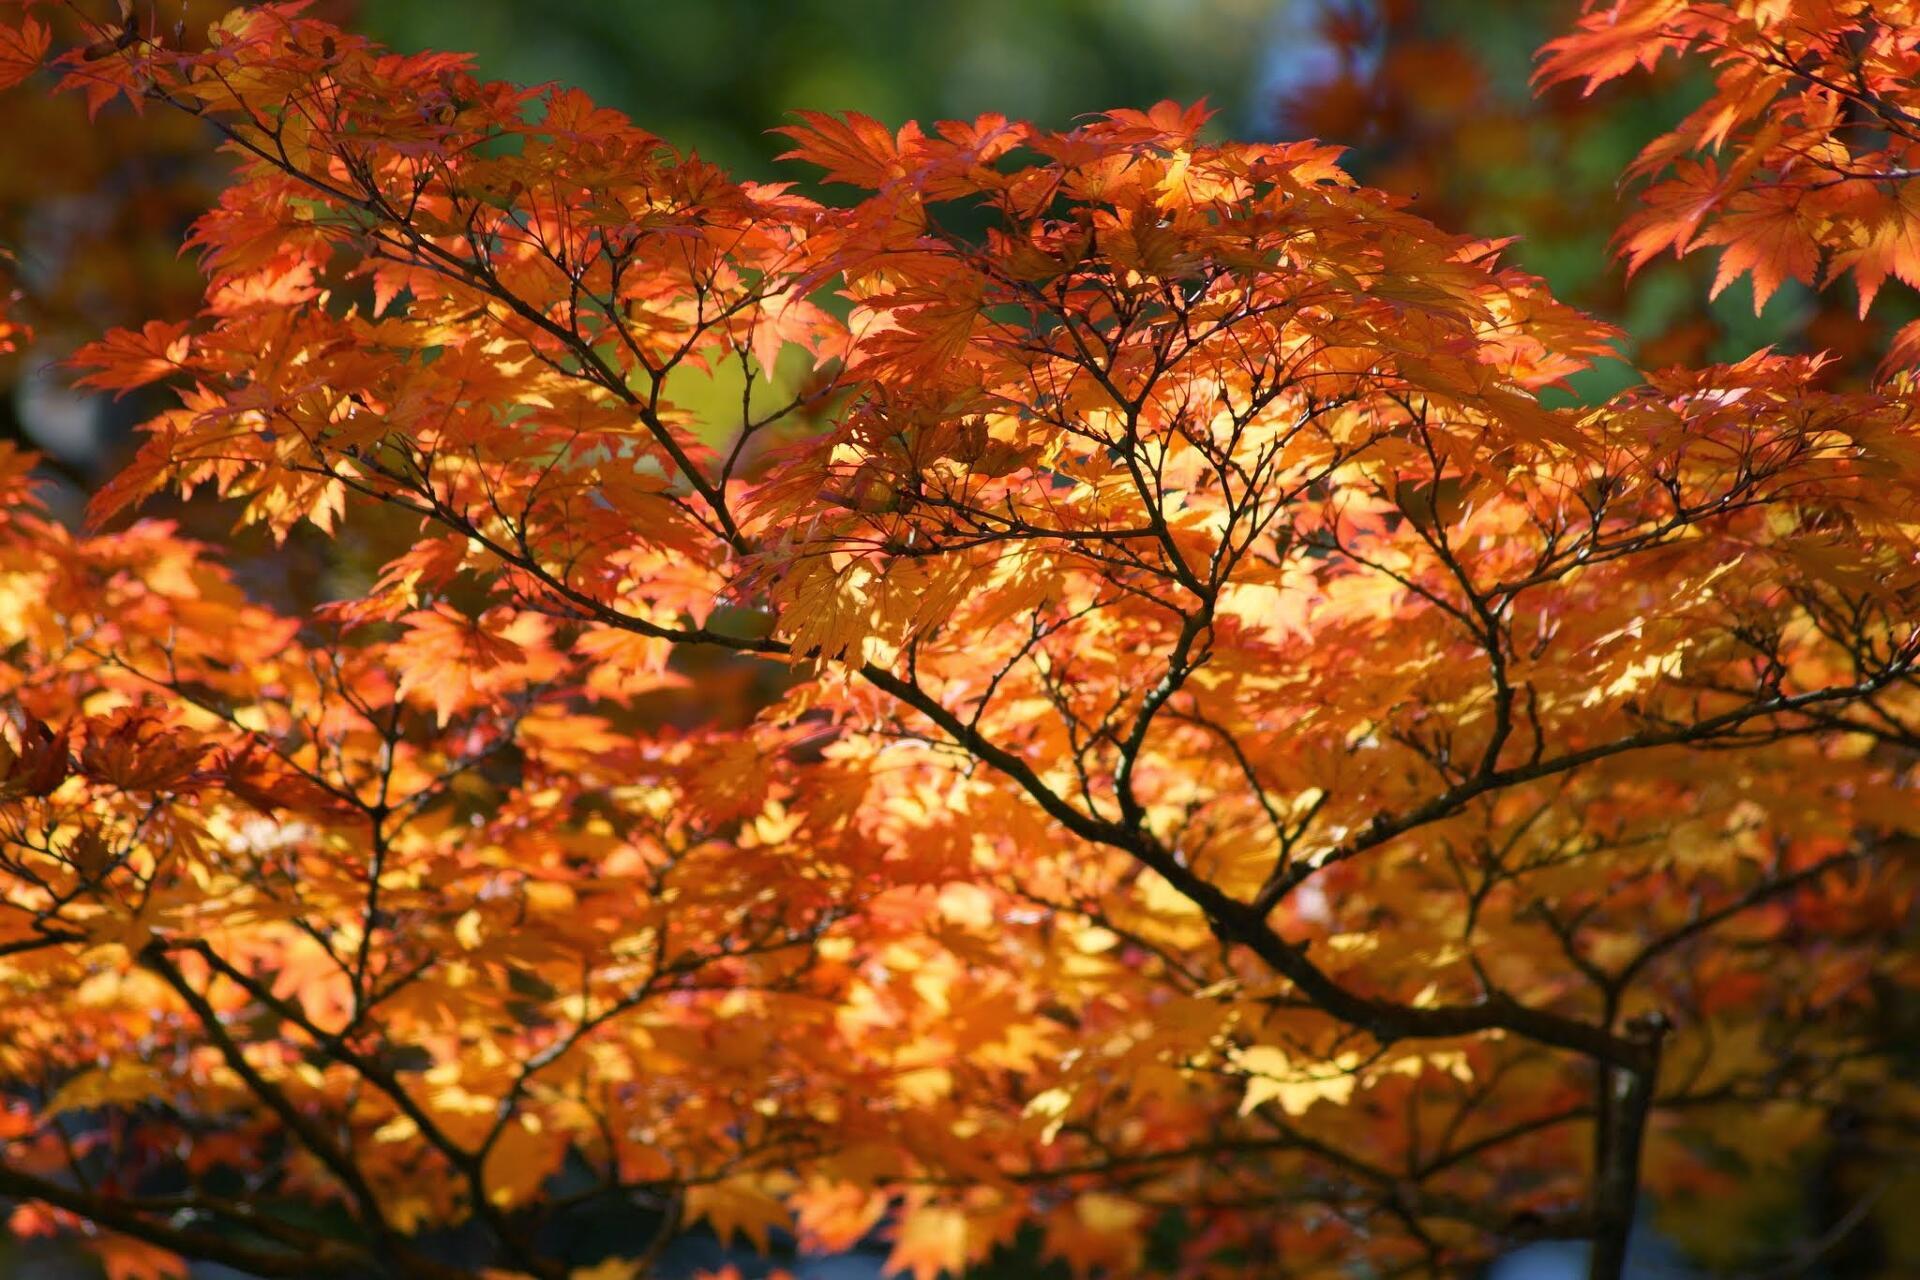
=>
[1542,0,1920,358]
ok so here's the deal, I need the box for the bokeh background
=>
[2,1,1916,1276]
[359,0,1915,387]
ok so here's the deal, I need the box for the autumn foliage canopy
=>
[0,3,1918,1278]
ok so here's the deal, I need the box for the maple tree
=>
[0,4,1917,1279]
[0,1,259,493]
[1540,0,1920,373]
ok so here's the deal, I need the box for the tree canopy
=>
[0,4,1917,1279]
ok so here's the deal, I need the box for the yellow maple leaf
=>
[568,1259,642,1280]
[685,1174,789,1253]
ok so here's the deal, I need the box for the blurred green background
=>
[366,0,1290,180]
